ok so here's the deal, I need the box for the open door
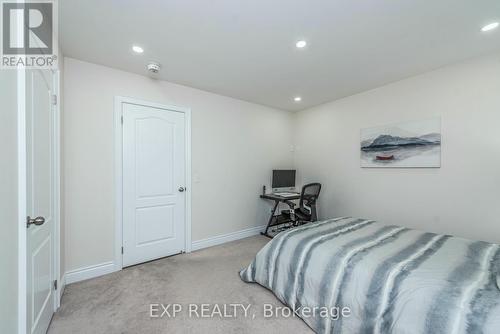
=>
[25,69,58,334]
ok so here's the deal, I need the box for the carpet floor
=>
[48,236,312,334]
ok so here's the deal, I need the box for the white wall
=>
[0,71,18,333]
[294,52,500,244]
[63,57,294,272]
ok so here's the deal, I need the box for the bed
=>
[240,217,500,334]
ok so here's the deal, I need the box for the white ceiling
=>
[60,0,500,111]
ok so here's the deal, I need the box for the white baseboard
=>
[65,261,117,285]
[191,225,266,251]
[63,226,264,285]
[58,274,66,307]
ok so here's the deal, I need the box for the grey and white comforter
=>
[240,217,500,334]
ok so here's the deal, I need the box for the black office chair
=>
[282,183,322,225]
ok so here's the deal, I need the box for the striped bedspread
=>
[240,217,500,334]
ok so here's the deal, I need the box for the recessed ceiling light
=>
[132,45,144,53]
[295,40,307,48]
[294,96,302,102]
[481,22,499,32]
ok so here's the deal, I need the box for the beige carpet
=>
[48,236,312,334]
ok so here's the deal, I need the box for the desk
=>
[260,193,300,238]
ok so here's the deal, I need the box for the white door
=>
[122,102,186,267]
[26,69,56,334]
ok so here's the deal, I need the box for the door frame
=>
[113,96,192,271]
[17,68,61,334]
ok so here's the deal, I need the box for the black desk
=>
[260,193,300,238]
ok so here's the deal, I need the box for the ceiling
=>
[60,0,500,111]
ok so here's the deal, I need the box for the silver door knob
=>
[27,216,45,228]
[178,187,185,192]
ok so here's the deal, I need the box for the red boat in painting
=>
[376,155,395,161]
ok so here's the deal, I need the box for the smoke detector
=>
[147,61,161,74]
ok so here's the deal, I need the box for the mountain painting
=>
[361,118,441,168]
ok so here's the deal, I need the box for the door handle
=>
[27,216,45,228]
[178,187,185,192]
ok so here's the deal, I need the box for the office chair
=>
[282,183,322,225]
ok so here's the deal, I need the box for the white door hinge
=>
[51,94,57,105]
